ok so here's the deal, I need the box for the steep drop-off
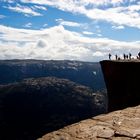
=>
[100,60,140,111]
[38,105,140,140]
[0,60,105,91]
[0,77,106,140]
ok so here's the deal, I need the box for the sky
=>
[0,0,140,61]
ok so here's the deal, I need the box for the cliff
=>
[100,60,140,111]
[0,60,105,91]
[38,105,140,140]
[0,77,106,140]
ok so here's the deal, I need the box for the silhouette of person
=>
[109,53,111,60]
[115,54,118,60]
[129,53,132,60]
[126,55,128,59]
[138,52,140,59]
[123,54,126,60]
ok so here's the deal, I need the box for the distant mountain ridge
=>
[0,59,105,91]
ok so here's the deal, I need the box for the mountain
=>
[0,77,107,140]
[0,59,105,91]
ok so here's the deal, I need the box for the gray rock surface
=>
[38,105,140,140]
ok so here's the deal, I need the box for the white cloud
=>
[20,0,140,29]
[36,40,47,48]
[0,24,140,61]
[20,0,126,7]
[1,0,15,3]
[32,5,47,11]
[43,24,48,27]
[84,7,140,29]
[56,19,81,27]
[97,34,102,37]
[0,15,6,19]
[112,25,125,30]
[82,29,102,36]
[24,23,32,28]
[82,31,94,35]
[4,3,42,16]
[92,51,105,57]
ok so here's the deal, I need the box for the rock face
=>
[0,77,106,140]
[38,105,140,140]
[0,60,105,91]
[100,60,140,111]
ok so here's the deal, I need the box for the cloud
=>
[20,0,126,7]
[0,15,6,19]
[112,25,125,30]
[97,34,102,37]
[24,23,32,28]
[84,6,140,29]
[1,0,15,3]
[0,24,140,61]
[4,3,42,16]
[43,24,48,27]
[20,0,140,29]
[36,40,47,48]
[32,5,47,11]
[56,19,81,27]
[82,31,94,35]
[92,51,105,57]
[82,30,102,37]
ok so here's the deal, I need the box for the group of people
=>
[109,52,140,60]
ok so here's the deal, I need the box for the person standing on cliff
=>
[138,52,140,59]
[123,54,126,60]
[109,53,111,60]
[129,53,132,60]
[115,54,118,60]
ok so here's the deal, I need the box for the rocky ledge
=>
[100,60,140,111]
[38,105,140,140]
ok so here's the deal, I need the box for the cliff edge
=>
[38,105,140,140]
[100,60,140,111]
[37,60,140,140]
